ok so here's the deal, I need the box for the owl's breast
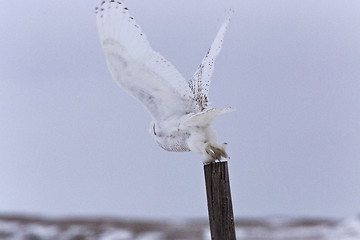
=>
[153,128,191,152]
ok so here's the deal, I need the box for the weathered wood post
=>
[204,161,236,240]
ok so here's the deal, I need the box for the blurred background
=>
[0,0,360,238]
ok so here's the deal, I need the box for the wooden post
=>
[204,161,236,240]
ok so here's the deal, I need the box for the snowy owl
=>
[95,0,233,163]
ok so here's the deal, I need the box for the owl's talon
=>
[205,144,228,161]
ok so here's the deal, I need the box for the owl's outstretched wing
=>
[189,11,232,112]
[95,0,194,122]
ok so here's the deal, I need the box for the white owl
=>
[95,0,233,163]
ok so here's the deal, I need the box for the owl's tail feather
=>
[182,107,233,163]
[184,107,234,128]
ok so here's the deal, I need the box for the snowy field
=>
[0,214,359,240]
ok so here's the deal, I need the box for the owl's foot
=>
[204,143,228,163]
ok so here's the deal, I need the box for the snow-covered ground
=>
[0,214,359,240]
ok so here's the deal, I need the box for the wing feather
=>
[95,0,193,122]
[189,11,233,112]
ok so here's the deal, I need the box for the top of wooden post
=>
[204,161,236,240]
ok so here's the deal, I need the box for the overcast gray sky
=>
[1,0,360,220]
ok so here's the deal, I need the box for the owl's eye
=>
[153,124,157,136]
